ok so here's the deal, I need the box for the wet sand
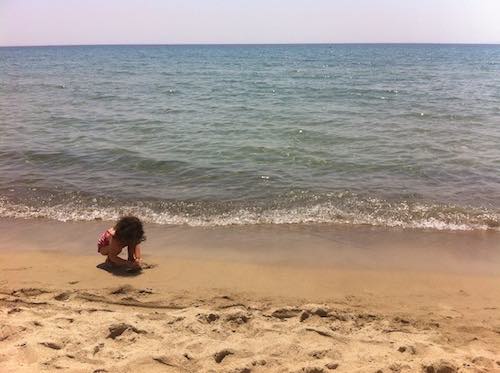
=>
[1,218,500,372]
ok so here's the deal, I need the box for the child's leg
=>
[100,243,134,268]
[99,246,113,256]
[98,246,114,265]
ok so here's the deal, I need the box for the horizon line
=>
[1,42,500,48]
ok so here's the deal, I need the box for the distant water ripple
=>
[0,44,499,230]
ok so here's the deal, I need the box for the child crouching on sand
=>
[97,216,146,270]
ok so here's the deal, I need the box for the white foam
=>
[0,197,498,232]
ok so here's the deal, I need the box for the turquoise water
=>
[0,44,499,229]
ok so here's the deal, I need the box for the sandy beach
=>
[1,218,499,372]
[2,4,500,371]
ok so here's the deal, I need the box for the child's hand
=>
[128,259,142,269]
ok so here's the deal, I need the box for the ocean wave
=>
[0,195,498,231]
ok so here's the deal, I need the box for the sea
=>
[0,44,499,230]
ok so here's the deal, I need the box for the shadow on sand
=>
[96,262,157,277]
[96,262,143,277]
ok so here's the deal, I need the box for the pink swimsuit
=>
[97,230,113,252]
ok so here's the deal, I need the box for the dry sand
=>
[1,219,500,372]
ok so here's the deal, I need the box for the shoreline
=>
[1,217,500,372]
[1,217,499,274]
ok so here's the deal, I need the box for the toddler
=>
[97,216,145,269]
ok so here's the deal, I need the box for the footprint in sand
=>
[423,360,458,373]
[214,349,234,363]
[54,317,74,325]
[93,343,104,355]
[325,362,339,370]
[397,345,416,354]
[152,355,179,367]
[231,368,251,373]
[54,292,71,301]
[7,307,22,315]
[39,342,63,350]
[300,367,326,373]
[1,325,27,341]
[110,285,135,295]
[471,356,495,369]
[109,285,154,300]
[225,311,250,325]
[197,312,220,324]
[106,323,146,339]
[12,288,48,297]
[309,350,330,359]
[271,307,302,319]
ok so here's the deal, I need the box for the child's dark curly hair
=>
[114,216,146,246]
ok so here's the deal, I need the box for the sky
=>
[1,0,500,46]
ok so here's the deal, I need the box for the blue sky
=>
[1,0,499,46]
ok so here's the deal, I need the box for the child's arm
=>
[134,245,142,261]
[127,246,135,262]
[127,245,142,262]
